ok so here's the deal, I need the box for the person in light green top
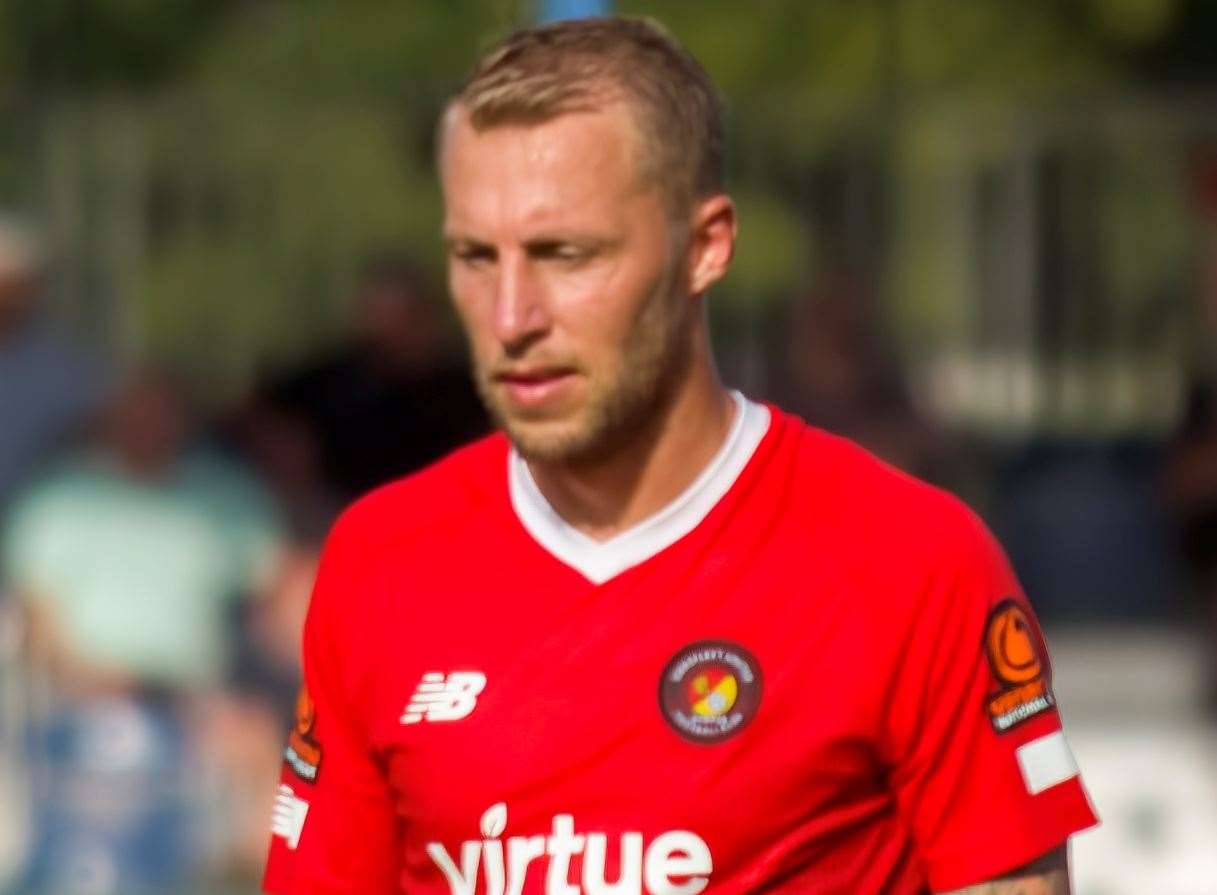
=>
[2,367,282,694]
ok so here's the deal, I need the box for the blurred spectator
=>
[229,396,342,545]
[1167,146,1217,706]
[1,366,283,893]
[229,541,317,728]
[0,216,107,518]
[212,541,318,874]
[0,215,107,892]
[1168,381,1217,695]
[4,368,281,693]
[254,254,488,507]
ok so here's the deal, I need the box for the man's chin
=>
[504,421,586,464]
[500,414,607,466]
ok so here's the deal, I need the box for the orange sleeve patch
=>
[284,685,323,782]
[983,600,1055,733]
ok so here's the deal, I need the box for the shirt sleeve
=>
[263,514,400,894]
[880,508,1098,892]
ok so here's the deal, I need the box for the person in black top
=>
[257,255,489,506]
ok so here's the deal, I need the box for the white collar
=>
[508,392,771,584]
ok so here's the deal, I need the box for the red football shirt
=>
[263,397,1097,895]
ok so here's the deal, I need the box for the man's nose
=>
[492,254,550,350]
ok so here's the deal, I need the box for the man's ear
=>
[686,194,737,297]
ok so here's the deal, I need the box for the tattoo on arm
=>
[937,845,1071,895]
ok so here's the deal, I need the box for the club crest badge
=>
[659,640,762,744]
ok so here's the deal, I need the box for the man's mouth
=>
[493,367,579,407]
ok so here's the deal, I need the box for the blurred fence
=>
[13,89,1213,435]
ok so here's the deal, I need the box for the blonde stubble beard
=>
[471,249,696,468]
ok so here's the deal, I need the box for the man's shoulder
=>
[773,407,984,558]
[324,432,509,557]
[770,408,1007,639]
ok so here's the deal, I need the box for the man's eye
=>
[543,244,591,264]
[453,246,495,266]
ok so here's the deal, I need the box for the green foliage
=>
[722,188,814,308]
[1087,0,1180,45]
[133,92,444,392]
[5,0,237,90]
[193,0,526,102]
[5,0,1205,397]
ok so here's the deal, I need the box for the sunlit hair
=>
[446,16,725,220]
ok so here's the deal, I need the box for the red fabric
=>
[263,407,1096,895]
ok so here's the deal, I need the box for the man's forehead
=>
[441,100,641,166]
[439,102,654,231]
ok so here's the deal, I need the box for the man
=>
[0,216,107,514]
[264,17,1096,895]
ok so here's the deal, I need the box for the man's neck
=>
[525,369,736,542]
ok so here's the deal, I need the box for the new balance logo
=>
[401,671,487,724]
[271,784,309,850]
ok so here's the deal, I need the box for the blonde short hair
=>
[447,16,725,219]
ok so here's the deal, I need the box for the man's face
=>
[440,101,693,464]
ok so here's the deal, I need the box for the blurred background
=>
[0,0,1214,892]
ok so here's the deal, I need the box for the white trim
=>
[508,392,771,584]
[1016,730,1080,795]
[271,784,309,850]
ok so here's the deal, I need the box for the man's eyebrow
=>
[442,233,622,254]
[522,234,620,251]
[443,234,491,250]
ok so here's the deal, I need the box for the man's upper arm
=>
[938,845,1070,895]
[262,510,400,894]
[878,500,1096,890]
